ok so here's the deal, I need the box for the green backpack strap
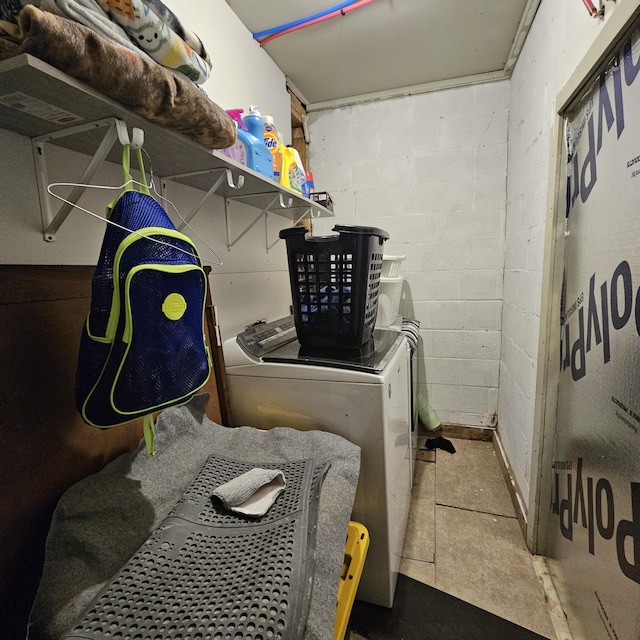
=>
[133,147,151,195]
[106,145,151,217]
[143,413,156,456]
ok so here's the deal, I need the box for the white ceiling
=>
[226,0,541,109]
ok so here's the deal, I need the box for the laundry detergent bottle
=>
[263,115,282,182]
[223,107,273,180]
[220,109,248,165]
[280,145,307,196]
[243,105,264,139]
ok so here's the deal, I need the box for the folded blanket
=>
[16,5,236,149]
[99,0,210,84]
[25,0,144,57]
[0,0,22,22]
[145,0,210,65]
[0,16,19,38]
[0,21,20,60]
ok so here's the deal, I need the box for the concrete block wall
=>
[501,0,606,505]
[308,81,510,427]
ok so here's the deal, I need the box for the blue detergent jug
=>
[223,107,274,180]
[242,106,274,180]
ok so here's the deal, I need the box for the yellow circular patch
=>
[162,293,187,320]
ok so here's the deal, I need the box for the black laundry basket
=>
[279,225,389,348]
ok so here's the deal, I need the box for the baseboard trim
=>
[492,430,529,544]
[531,556,574,640]
[440,422,495,441]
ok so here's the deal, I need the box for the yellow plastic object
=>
[161,293,187,320]
[334,521,370,640]
[279,145,304,194]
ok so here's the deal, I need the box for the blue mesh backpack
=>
[75,145,210,455]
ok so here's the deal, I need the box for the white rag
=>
[211,468,286,517]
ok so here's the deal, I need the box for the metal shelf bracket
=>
[225,191,297,251]
[33,117,137,242]
[161,167,244,231]
[30,112,328,249]
[265,207,312,252]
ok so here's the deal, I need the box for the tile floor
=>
[361,436,564,639]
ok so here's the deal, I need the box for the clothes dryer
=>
[223,318,417,607]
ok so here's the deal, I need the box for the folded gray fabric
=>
[28,393,361,640]
[212,467,286,516]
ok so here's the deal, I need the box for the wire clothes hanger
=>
[46,127,224,267]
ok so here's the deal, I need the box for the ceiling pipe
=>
[253,0,358,39]
[582,0,604,18]
[258,0,377,47]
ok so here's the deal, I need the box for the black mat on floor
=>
[349,574,549,640]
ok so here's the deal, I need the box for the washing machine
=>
[223,316,417,608]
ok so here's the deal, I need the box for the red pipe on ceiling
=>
[582,0,599,17]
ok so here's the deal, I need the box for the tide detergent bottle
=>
[223,107,273,180]
[280,145,308,196]
[262,115,282,181]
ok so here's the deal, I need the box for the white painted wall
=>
[501,0,610,508]
[0,0,295,341]
[308,82,509,429]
